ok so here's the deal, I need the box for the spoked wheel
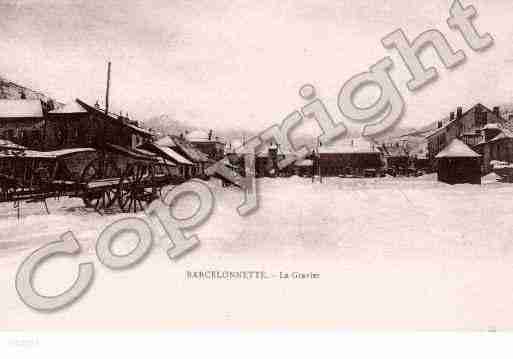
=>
[81,157,121,209]
[118,163,159,213]
[82,187,119,210]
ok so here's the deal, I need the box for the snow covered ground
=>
[2,174,513,330]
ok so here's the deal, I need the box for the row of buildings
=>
[3,96,513,185]
[0,97,432,183]
[0,98,231,182]
[424,103,513,183]
[225,137,422,179]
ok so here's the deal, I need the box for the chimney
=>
[493,106,500,118]
[456,107,463,120]
[450,112,455,121]
[437,121,443,129]
[208,129,213,141]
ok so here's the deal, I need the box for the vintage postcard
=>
[1,0,513,332]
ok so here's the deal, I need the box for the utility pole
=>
[105,61,111,115]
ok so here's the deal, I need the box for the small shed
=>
[435,139,481,184]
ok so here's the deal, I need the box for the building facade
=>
[186,130,225,161]
[317,138,383,177]
[0,100,49,150]
[427,104,506,161]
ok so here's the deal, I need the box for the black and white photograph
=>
[2,0,513,353]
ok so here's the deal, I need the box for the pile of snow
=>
[491,160,513,169]
[482,172,502,183]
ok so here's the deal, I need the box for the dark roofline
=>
[75,98,153,137]
[141,142,193,166]
[426,103,507,139]
[169,135,210,163]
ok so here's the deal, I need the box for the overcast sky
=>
[1,0,512,135]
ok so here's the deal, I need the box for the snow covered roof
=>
[125,123,153,136]
[186,130,223,143]
[483,123,500,130]
[170,135,210,162]
[0,139,26,150]
[75,99,154,137]
[295,159,313,166]
[491,160,513,169]
[106,143,157,161]
[427,103,505,139]
[154,145,193,165]
[187,130,210,142]
[155,136,178,147]
[435,139,481,158]
[42,148,96,157]
[0,148,96,159]
[318,138,380,154]
[382,144,408,157]
[0,100,43,118]
[49,100,87,114]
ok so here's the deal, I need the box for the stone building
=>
[427,104,506,161]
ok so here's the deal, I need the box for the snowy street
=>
[2,174,513,330]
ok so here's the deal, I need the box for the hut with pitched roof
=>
[435,138,481,184]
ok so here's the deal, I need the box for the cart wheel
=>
[118,163,157,213]
[81,157,120,209]
[82,187,119,210]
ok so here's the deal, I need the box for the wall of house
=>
[45,113,94,150]
[428,131,447,160]
[0,118,45,149]
[46,112,151,152]
[437,157,481,184]
[319,153,382,176]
